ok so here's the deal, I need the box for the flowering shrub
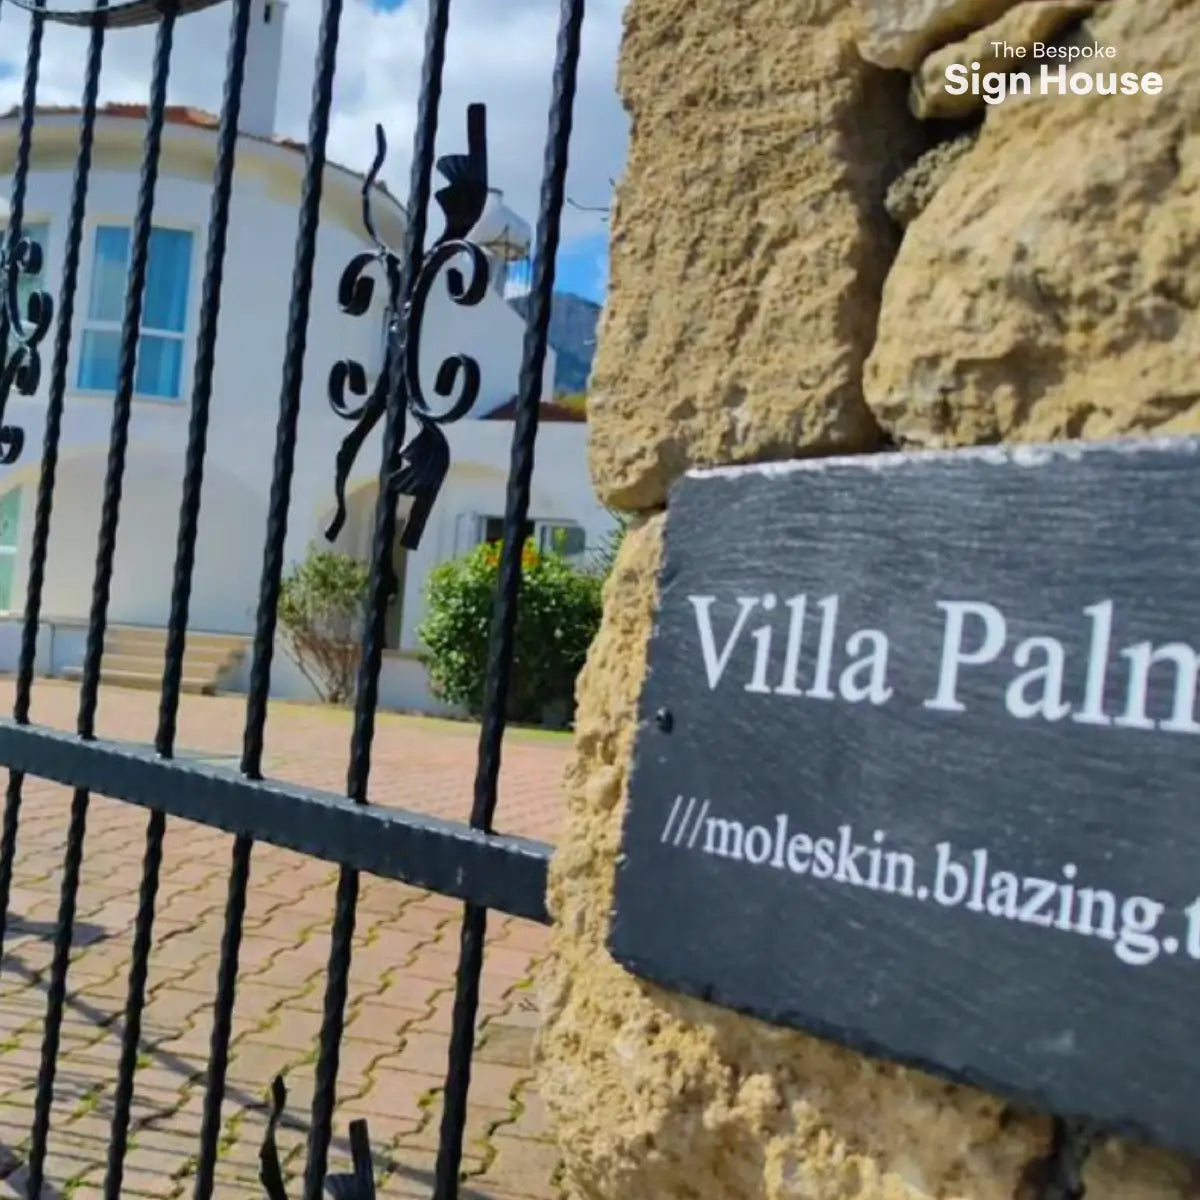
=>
[418,538,603,725]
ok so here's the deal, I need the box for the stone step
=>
[99,640,244,665]
[58,666,217,695]
[54,625,251,695]
[90,651,240,677]
[104,626,247,656]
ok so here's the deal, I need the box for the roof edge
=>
[0,103,406,216]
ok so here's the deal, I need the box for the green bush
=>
[278,546,371,704]
[417,538,603,725]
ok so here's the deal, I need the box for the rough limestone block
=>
[537,516,1056,1200]
[866,0,1200,449]
[541,0,1200,1196]
[586,0,921,512]
[855,0,1026,72]
[910,0,1096,119]
[1083,1140,1200,1199]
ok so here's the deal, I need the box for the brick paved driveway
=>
[0,680,570,1198]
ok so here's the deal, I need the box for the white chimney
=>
[240,0,287,138]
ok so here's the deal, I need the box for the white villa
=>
[0,0,611,714]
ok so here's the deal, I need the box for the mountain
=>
[509,291,601,395]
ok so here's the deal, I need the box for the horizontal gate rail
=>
[0,719,552,922]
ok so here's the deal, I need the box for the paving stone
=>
[0,679,565,1196]
[475,1022,535,1070]
[354,1067,443,1124]
[479,1135,564,1198]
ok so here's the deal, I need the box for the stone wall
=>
[537,0,1200,1196]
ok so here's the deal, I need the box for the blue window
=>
[78,225,193,400]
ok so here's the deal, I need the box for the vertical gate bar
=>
[0,0,44,368]
[0,0,106,979]
[1037,1119,1096,1200]
[240,0,343,784]
[191,838,251,1200]
[341,7,450,819]
[74,6,176,741]
[434,3,585,1194]
[0,0,48,971]
[0,0,48,1182]
[301,868,360,1199]
[301,0,451,1191]
[26,9,179,1195]
[155,0,253,760]
[470,0,583,826]
[12,0,106,728]
[195,1,345,1194]
[102,3,255,1194]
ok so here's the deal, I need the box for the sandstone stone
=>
[586,0,922,511]
[855,0,1025,72]
[537,516,1055,1199]
[1083,1138,1200,1198]
[544,0,1200,1195]
[865,0,1200,449]
[910,0,1096,119]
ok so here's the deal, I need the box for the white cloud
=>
[0,0,629,248]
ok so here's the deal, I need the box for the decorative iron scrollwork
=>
[0,227,54,466]
[259,1074,377,1199]
[325,103,492,553]
[2,0,227,29]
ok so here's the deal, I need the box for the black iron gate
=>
[0,0,584,1194]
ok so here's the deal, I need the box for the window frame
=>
[74,217,199,404]
[463,512,586,561]
[479,514,533,547]
[536,519,587,560]
[0,486,23,616]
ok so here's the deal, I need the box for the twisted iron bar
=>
[325,102,491,554]
[259,1075,377,1200]
[1034,1119,1098,1200]
[0,227,54,465]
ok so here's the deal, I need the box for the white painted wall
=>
[0,119,611,713]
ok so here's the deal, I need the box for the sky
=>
[0,0,628,304]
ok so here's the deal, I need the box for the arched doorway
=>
[321,482,412,652]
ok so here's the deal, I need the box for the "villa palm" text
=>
[688,594,1200,735]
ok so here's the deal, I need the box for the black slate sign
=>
[610,436,1200,1158]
